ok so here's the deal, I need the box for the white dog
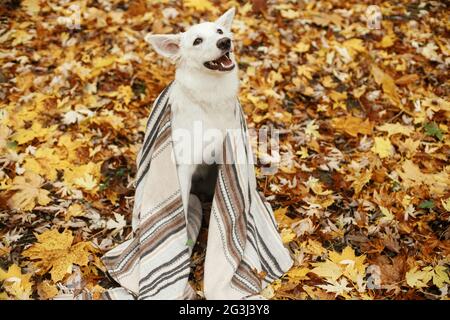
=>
[145,8,240,215]
[100,10,293,298]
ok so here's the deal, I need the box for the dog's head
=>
[145,8,236,74]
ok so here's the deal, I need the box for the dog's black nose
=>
[217,37,231,50]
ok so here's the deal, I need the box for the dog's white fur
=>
[146,8,241,214]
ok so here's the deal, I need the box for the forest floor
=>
[0,0,449,300]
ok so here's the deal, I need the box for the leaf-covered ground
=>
[0,0,449,300]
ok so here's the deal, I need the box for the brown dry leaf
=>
[332,116,373,137]
[397,160,450,196]
[37,280,59,300]
[395,74,420,86]
[376,123,414,137]
[371,65,401,107]
[348,170,372,195]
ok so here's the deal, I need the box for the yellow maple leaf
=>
[65,203,85,221]
[12,122,57,145]
[274,207,294,227]
[379,206,395,224]
[376,123,414,137]
[22,229,95,282]
[305,176,332,196]
[184,0,214,12]
[304,120,321,139]
[329,246,367,282]
[406,267,433,289]
[247,94,267,110]
[342,38,366,57]
[379,34,395,48]
[432,266,450,288]
[268,71,283,85]
[442,198,450,212]
[0,124,12,152]
[8,172,51,211]
[311,259,342,282]
[296,147,309,159]
[317,278,352,297]
[348,170,372,195]
[332,116,373,137]
[293,42,310,53]
[397,160,450,196]
[74,174,98,191]
[22,0,40,16]
[89,112,125,130]
[286,267,310,281]
[302,239,327,256]
[0,264,33,300]
[377,123,414,137]
[23,147,69,181]
[371,65,401,107]
[297,65,315,80]
[397,138,420,157]
[11,30,34,46]
[329,91,348,103]
[64,162,101,189]
[58,134,84,162]
[281,9,300,19]
[0,245,11,257]
[371,137,394,158]
[280,228,296,244]
[37,280,59,300]
[260,284,275,299]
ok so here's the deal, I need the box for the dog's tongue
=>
[217,54,233,67]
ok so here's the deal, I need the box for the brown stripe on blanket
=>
[139,193,184,234]
[222,161,248,248]
[231,260,262,294]
[102,238,138,269]
[151,129,172,160]
[213,176,242,265]
[139,211,186,259]
[111,213,186,279]
[104,194,184,277]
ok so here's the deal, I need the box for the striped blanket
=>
[100,83,293,300]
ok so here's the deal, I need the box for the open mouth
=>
[204,51,235,72]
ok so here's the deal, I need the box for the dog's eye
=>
[217,29,223,34]
[193,38,203,46]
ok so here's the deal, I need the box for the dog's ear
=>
[215,7,235,31]
[145,34,181,60]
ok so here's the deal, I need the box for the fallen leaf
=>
[8,172,51,211]
[0,264,33,300]
[37,280,59,300]
[376,123,414,137]
[22,229,94,282]
[371,137,394,158]
[332,116,373,137]
[371,65,401,107]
